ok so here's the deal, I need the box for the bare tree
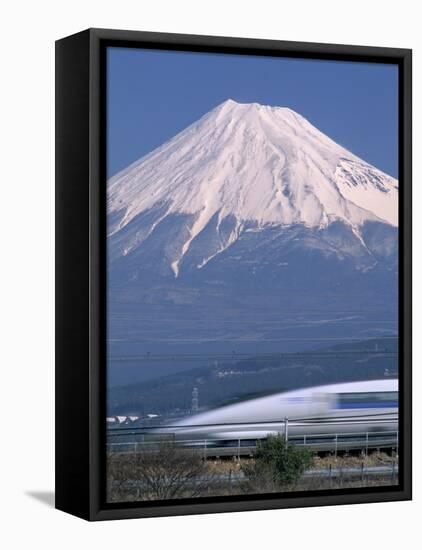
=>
[107,440,216,502]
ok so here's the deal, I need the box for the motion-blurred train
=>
[161,379,398,445]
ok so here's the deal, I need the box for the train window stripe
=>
[336,401,398,409]
[335,391,398,409]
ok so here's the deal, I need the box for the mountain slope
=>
[106,100,398,377]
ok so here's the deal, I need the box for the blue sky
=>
[107,47,398,179]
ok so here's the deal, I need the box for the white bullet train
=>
[162,379,398,444]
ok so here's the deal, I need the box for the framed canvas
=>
[55,28,412,521]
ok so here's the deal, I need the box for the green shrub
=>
[242,434,313,491]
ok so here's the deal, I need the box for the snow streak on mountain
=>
[107,99,398,279]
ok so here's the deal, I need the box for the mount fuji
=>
[107,100,398,382]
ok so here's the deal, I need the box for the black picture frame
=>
[55,28,412,521]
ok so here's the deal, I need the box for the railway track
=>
[107,429,398,457]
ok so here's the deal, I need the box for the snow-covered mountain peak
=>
[108,100,398,277]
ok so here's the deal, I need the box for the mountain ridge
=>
[107,337,398,416]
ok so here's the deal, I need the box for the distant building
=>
[106,415,140,426]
